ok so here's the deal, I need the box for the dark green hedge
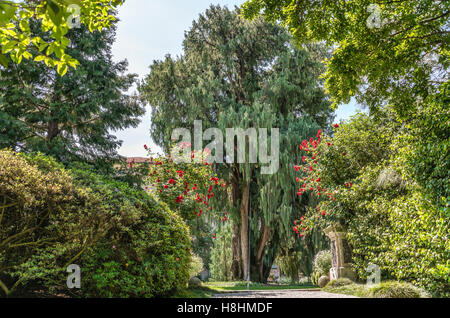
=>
[0,149,191,297]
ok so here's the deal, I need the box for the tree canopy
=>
[0,20,143,166]
[0,0,125,75]
[242,0,449,117]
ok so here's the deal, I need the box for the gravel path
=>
[212,289,358,298]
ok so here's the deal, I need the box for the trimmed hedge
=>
[323,280,430,298]
[0,150,191,297]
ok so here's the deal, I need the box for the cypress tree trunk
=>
[231,170,243,280]
[240,182,250,281]
[256,225,270,282]
[231,223,242,280]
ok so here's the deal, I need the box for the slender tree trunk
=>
[223,237,228,281]
[230,169,242,280]
[231,222,242,280]
[240,182,250,281]
[256,224,270,282]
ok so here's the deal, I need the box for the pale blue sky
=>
[111,0,359,157]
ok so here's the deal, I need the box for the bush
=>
[189,253,204,279]
[325,278,354,288]
[323,280,430,298]
[313,250,331,276]
[311,250,331,285]
[298,112,450,297]
[65,163,192,298]
[188,277,203,288]
[311,271,320,285]
[367,281,430,298]
[0,150,192,297]
[323,282,367,297]
[0,150,110,296]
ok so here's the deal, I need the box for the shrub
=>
[66,164,192,298]
[0,150,110,296]
[189,277,203,288]
[323,282,367,297]
[189,253,204,279]
[295,112,450,297]
[323,280,430,298]
[325,278,354,288]
[311,271,321,285]
[367,281,430,298]
[0,150,192,297]
[313,250,331,276]
[311,250,331,285]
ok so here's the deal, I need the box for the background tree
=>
[140,5,333,282]
[294,111,449,297]
[242,0,449,116]
[210,220,233,281]
[242,0,449,210]
[0,20,143,167]
[0,0,126,75]
[144,145,229,271]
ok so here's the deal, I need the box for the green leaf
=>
[0,53,8,67]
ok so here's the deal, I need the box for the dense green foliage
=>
[243,0,448,296]
[189,253,204,279]
[210,220,233,282]
[144,146,228,271]
[242,0,449,117]
[311,250,331,285]
[323,279,430,298]
[242,0,449,210]
[0,149,191,297]
[275,251,301,283]
[0,0,125,75]
[295,113,449,297]
[0,21,143,167]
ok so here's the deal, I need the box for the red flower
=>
[333,124,339,128]
[144,144,148,150]
[175,195,184,203]
[168,179,176,184]
[317,129,322,138]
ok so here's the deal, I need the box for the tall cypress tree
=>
[140,5,333,282]
[0,20,143,166]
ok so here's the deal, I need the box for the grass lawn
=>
[205,281,319,291]
[173,281,319,298]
